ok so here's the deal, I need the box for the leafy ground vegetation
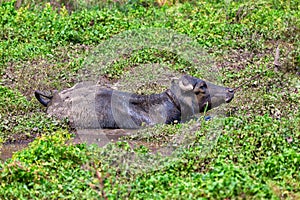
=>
[0,0,299,199]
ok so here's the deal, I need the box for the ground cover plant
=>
[0,0,299,199]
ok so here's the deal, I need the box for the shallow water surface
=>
[73,129,161,153]
[0,129,160,161]
[0,143,30,161]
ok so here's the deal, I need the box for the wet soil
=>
[0,128,162,161]
[0,142,31,161]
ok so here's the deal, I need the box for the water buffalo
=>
[35,75,234,129]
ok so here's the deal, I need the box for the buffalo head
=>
[171,75,234,121]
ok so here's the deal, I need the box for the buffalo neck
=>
[127,89,181,111]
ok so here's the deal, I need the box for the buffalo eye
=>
[194,81,207,94]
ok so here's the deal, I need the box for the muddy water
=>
[73,129,134,146]
[0,129,161,162]
[72,129,161,153]
[0,142,30,161]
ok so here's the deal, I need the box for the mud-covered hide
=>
[46,82,182,129]
[46,82,102,128]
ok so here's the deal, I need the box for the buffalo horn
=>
[179,80,193,91]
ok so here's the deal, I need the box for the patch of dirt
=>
[216,42,297,76]
[1,44,91,99]
[1,128,164,161]
[215,43,299,119]
[70,128,163,153]
[0,142,31,161]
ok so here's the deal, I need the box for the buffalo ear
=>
[193,81,207,94]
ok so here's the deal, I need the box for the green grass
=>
[0,132,98,199]
[0,0,299,199]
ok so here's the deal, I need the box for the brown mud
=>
[0,142,31,161]
[0,128,162,161]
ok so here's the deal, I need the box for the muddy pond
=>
[0,129,161,161]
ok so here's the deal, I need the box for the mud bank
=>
[0,129,161,161]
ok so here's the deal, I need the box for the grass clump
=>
[0,86,68,143]
[0,131,98,199]
[0,85,30,113]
